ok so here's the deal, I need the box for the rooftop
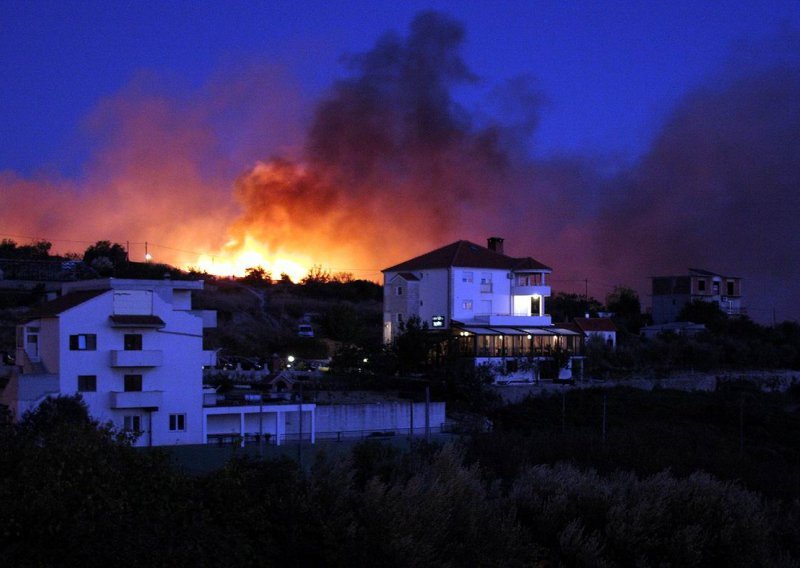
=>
[383,240,551,273]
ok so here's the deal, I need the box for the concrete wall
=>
[315,401,446,438]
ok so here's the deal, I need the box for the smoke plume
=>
[1,11,798,321]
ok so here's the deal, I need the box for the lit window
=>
[69,334,97,351]
[462,271,474,283]
[462,300,473,310]
[77,375,96,392]
[169,414,186,432]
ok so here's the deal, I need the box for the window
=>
[124,334,142,351]
[77,375,96,392]
[124,374,142,392]
[727,281,735,296]
[69,334,97,350]
[169,414,186,432]
[431,315,445,328]
[462,299,473,310]
[712,282,720,295]
[123,415,141,432]
[462,271,474,283]
[698,279,706,292]
[396,286,403,296]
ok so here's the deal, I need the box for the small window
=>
[124,374,143,392]
[397,313,404,325]
[727,281,735,296]
[396,286,403,296]
[77,375,96,392]
[123,415,141,432]
[462,271,474,283]
[69,334,97,351]
[169,414,186,432]
[698,280,706,292]
[124,334,142,351]
[462,299,473,310]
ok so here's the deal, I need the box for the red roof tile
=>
[382,240,551,272]
[574,318,617,332]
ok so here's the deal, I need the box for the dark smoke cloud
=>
[233,11,800,322]
[230,11,514,269]
[595,64,800,321]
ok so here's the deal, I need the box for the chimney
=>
[487,237,504,254]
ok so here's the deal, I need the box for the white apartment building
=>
[383,238,583,380]
[6,279,217,446]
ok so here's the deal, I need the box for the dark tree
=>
[678,299,729,331]
[83,240,128,275]
[606,286,643,334]
[0,239,52,260]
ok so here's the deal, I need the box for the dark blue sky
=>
[2,2,799,323]
[2,1,798,176]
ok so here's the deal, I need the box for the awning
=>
[109,315,166,328]
[455,326,570,336]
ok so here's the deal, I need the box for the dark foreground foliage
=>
[1,394,799,566]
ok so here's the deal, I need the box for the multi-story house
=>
[4,278,433,446]
[5,278,218,446]
[651,268,744,324]
[383,238,582,380]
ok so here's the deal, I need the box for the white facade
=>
[382,239,552,341]
[7,279,217,446]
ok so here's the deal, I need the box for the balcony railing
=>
[511,285,550,297]
[474,313,553,326]
[110,350,163,367]
[110,390,162,410]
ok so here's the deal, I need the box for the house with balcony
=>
[3,278,218,446]
[651,268,744,324]
[383,238,582,381]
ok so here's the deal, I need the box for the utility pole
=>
[297,382,303,465]
[425,385,430,442]
[259,394,264,458]
[601,393,607,448]
[739,393,745,459]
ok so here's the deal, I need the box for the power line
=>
[0,232,384,273]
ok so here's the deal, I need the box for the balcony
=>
[511,285,550,297]
[201,350,217,367]
[190,309,217,328]
[475,313,553,326]
[110,350,163,367]
[110,390,162,410]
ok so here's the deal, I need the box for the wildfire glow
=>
[194,234,311,282]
